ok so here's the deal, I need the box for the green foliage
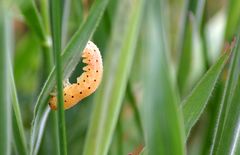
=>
[210,37,240,155]
[0,0,239,155]
[182,51,230,138]
[83,0,145,154]
[142,0,185,154]
[50,0,67,154]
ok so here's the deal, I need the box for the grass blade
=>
[234,138,240,154]
[18,0,46,42]
[177,15,193,95]
[39,0,54,78]
[30,0,110,154]
[50,0,67,154]
[177,0,208,95]
[210,36,240,154]
[0,6,12,155]
[83,0,145,154]
[126,83,143,136]
[11,65,28,155]
[224,0,240,40]
[215,76,240,154]
[18,0,53,79]
[181,51,230,138]
[177,0,196,94]
[142,1,185,154]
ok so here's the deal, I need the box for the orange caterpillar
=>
[49,41,103,110]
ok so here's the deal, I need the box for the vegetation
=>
[0,0,240,154]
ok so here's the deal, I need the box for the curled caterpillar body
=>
[49,41,103,110]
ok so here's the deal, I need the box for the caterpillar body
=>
[49,41,103,110]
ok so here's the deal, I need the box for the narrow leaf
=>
[210,36,240,154]
[215,76,240,154]
[0,6,12,155]
[177,0,197,94]
[50,0,67,154]
[126,83,143,136]
[224,0,240,40]
[181,51,230,138]
[18,0,46,42]
[11,66,28,155]
[142,1,185,155]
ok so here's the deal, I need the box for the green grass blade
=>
[224,0,240,40]
[177,0,208,95]
[17,0,54,83]
[18,0,53,77]
[18,0,46,42]
[116,119,124,155]
[126,83,143,136]
[177,15,193,94]
[177,0,196,94]
[50,0,67,154]
[71,0,84,26]
[181,51,230,138]
[83,0,145,154]
[197,0,209,70]
[62,0,71,47]
[11,65,28,155]
[40,0,51,35]
[30,108,50,155]
[214,76,240,154]
[38,1,57,154]
[39,0,54,78]
[234,139,240,154]
[142,1,185,155]
[0,7,12,155]
[30,0,110,154]
[210,36,240,154]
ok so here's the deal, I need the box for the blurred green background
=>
[0,0,240,154]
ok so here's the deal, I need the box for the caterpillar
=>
[49,41,103,110]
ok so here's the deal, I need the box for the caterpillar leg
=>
[49,91,57,110]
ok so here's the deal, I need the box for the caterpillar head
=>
[49,96,57,110]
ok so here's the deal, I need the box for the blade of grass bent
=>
[181,51,230,138]
[30,0,110,154]
[83,0,145,154]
